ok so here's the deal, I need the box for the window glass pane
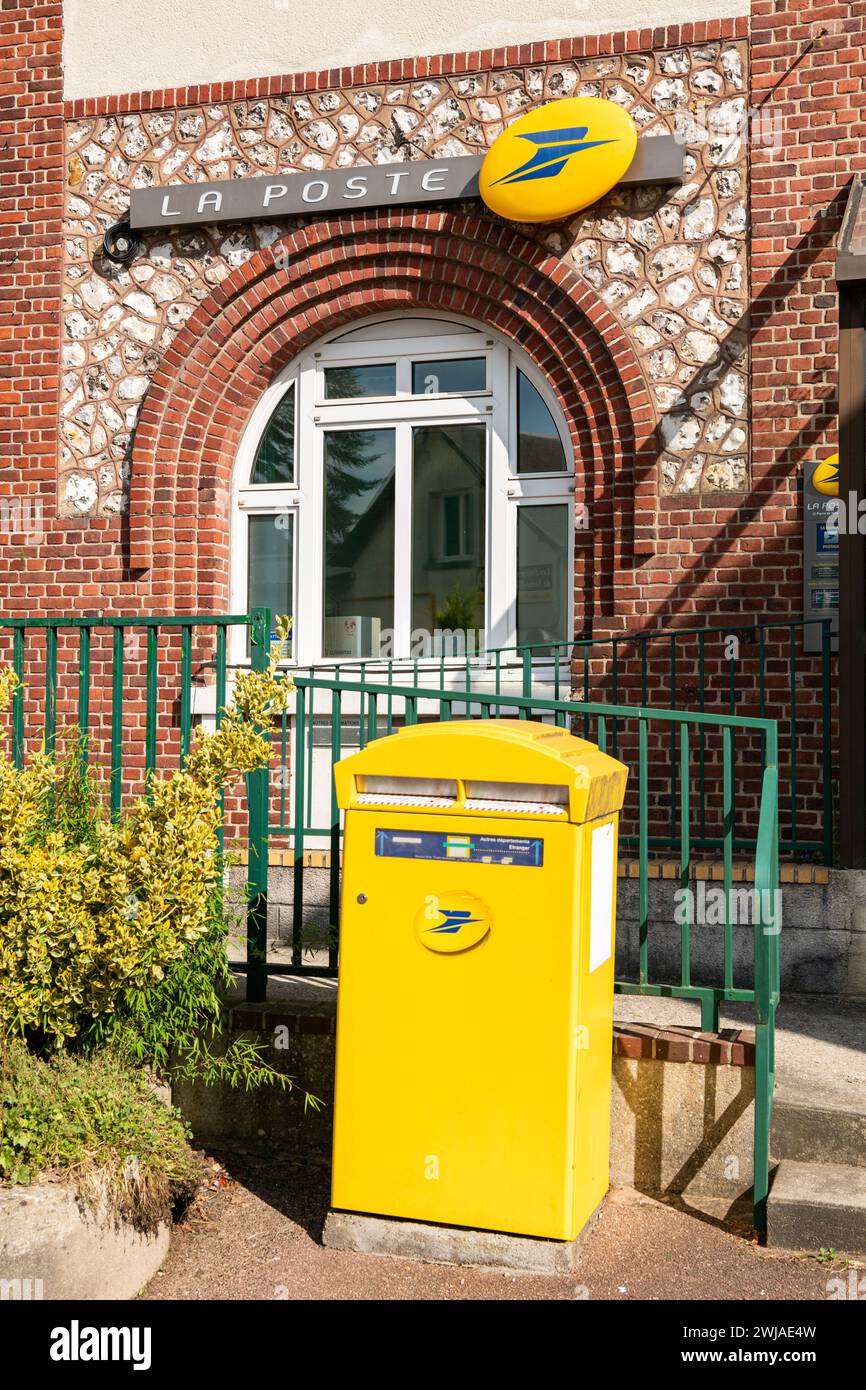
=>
[250,384,295,485]
[323,428,395,657]
[248,514,294,656]
[412,424,486,657]
[412,357,486,395]
[516,371,567,473]
[323,363,396,399]
[517,505,569,649]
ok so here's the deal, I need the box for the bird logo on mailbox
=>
[415,891,492,953]
[479,97,638,223]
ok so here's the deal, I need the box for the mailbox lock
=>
[357,893,368,905]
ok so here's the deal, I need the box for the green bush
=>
[0,1039,201,1230]
[0,638,289,1052]
[0,620,319,1101]
[0,619,319,1219]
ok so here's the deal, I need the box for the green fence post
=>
[246,608,271,1003]
[520,648,531,717]
[669,635,676,842]
[145,626,158,783]
[638,718,649,987]
[753,747,779,1236]
[723,724,734,996]
[611,639,619,757]
[12,626,24,768]
[680,722,691,988]
[110,625,123,820]
[291,680,307,971]
[179,623,192,764]
[45,624,57,759]
[698,631,706,845]
[329,686,342,972]
[215,623,227,853]
[78,625,91,762]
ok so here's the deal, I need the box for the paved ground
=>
[154,982,865,1300]
[140,1155,848,1302]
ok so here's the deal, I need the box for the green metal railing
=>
[0,610,266,970]
[0,609,785,1234]
[268,666,780,1233]
[284,616,833,861]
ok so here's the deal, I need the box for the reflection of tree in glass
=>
[324,424,391,571]
[326,366,364,400]
[250,385,295,484]
[433,583,483,636]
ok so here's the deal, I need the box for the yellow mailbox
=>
[330,718,628,1243]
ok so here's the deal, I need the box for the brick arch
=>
[129,209,655,621]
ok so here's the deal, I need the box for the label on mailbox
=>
[375,828,544,867]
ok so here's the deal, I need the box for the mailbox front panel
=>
[331,809,585,1239]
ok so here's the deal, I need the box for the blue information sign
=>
[374,828,544,867]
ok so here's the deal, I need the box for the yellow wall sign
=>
[811,453,840,497]
[479,97,638,223]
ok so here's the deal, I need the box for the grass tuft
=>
[0,1038,202,1233]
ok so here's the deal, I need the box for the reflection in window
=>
[250,384,295,485]
[411,357,486,395]
[248,513,294,655]
[516,505,569,648]
[517,371,567,474]
[412,424,486,656]
[323,428,395,657]
[323,363,396,399]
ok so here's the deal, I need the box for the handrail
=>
[281,614,833,861]
[278,667,781,1235]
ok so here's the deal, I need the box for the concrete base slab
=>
[322,1204,603,1274]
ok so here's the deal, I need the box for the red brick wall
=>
[748,3,866,856]
[3,10,753,625]
[0,1,66,613]
[750,3,865,552]
[0,8,841,855]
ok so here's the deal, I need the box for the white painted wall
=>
[63,0,749,101]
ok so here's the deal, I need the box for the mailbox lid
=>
[333,718,628,824]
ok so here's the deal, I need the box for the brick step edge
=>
[614,1023,755,1065]
[223,1008,755,1065]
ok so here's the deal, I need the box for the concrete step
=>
[772,1087,866,1169]
[767,1160,866,1254]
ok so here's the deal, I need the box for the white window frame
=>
[230,311,574,669]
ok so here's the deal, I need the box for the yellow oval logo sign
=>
[812,453,840,498]
[415,891,492,954]
[479,97,638,224]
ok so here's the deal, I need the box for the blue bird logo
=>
[428,908,483,935]
[492,126,617,187]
